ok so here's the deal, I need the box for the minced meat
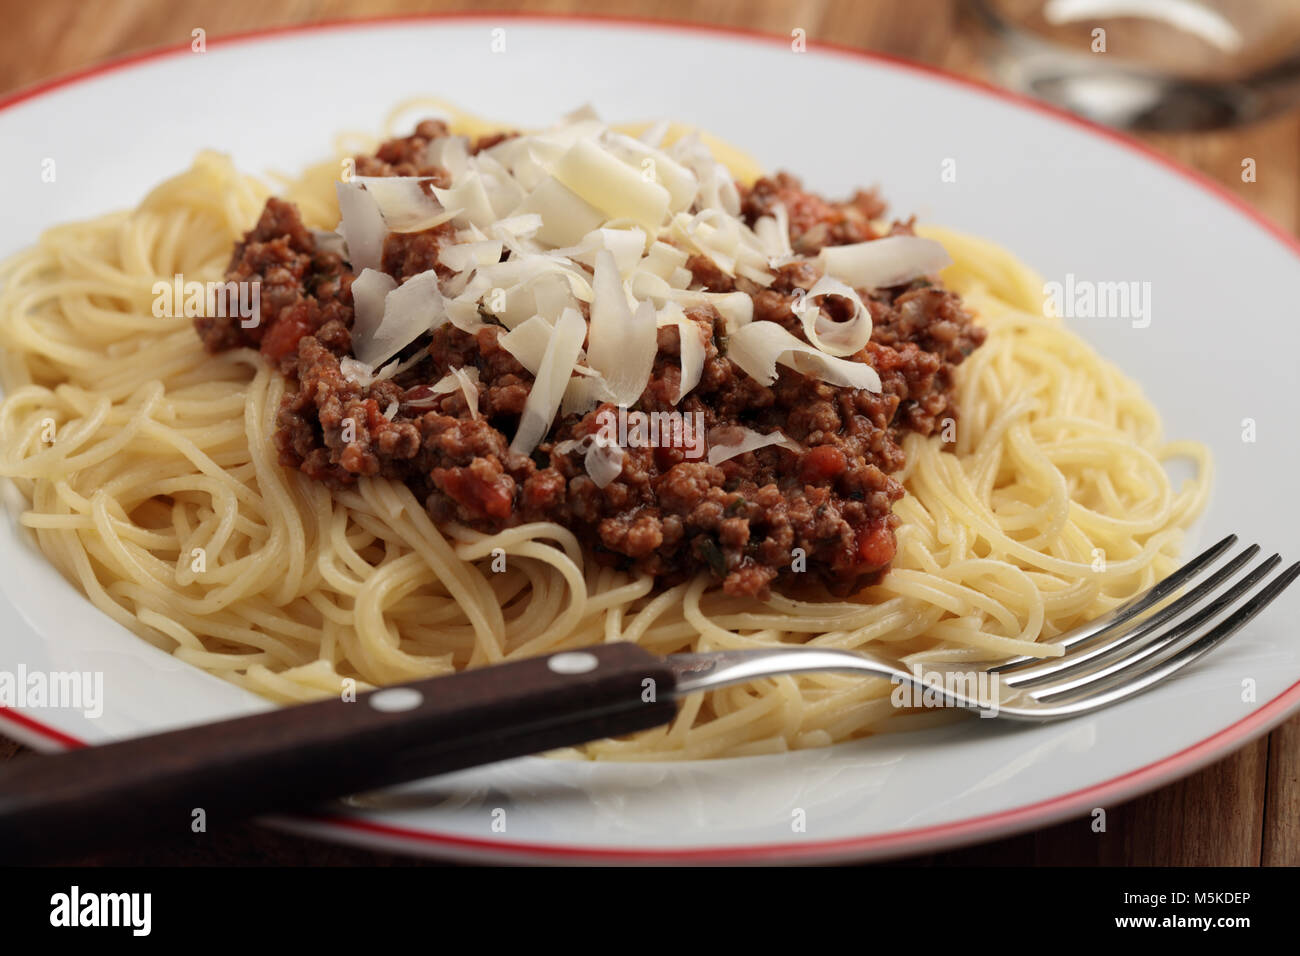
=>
[196,124,986,598]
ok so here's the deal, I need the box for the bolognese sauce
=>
[196,120,985,598]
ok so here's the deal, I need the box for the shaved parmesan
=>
[553,113,602,139]
[545,106,605,148]
[551,139,671,237]
[335,183,387,272]
[631,272,753,331]
[707,426,805,466]
[587,250,657,407]
[753,202,793,260]
[499,315,554,375]
[489,268,588,328]
[601,131,698,213]
[424,135,470,180]
[657,302,706,403]
[457,251,594,329]
[668,266,695,289]
[510,308,586,455]
[334,109,938,441]
[349,268,398,363]
[669,209,771,285]
[354,176,452,233]
[477,255,592,299]
[439,239,504,274]
[597,227,650,272]
[340,350,422,388]
[817,235,952,290]
[533,272,580,320]
[792,276,873,357]
[422,366,481,419]
[584,431,625,488]
[353,270,445,368]
[512,177,605,247]
[550,430,625,488]
[491,214,544,241]
[726,320,882,392]
[444,294,486,334]
[548,227,647,274]
[641,240,689,279]
[432,173,497,229]
[340,356,379,386]
[560,372,614,417]
[669,131,740,215]
[388,347,431,378]
[472,154,528,217]
[505,148,551,193]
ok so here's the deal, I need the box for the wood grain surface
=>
[1,0,1296,866]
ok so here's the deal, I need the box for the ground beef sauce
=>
[197,122,986,599]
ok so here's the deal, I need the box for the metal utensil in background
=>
[964,0,1300,129]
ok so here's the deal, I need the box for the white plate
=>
[2,15,1298,864]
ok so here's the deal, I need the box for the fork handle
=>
[0,643,677,863]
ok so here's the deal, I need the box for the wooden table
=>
[1,0,1296,866]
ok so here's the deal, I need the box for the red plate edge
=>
[1,10,1298,865]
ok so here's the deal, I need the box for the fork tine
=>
[1031,562,1300,717]
[1029,561,1294,712]
[990,533,1238,671]
[1000,543,1261,687]
[1026,554,1279,700]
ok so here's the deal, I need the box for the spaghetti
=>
[0,107,1209,759]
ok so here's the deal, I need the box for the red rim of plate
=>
[1,11,1298,865]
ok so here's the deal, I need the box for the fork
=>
[672,533,1299,719]
[0,533,1295,862]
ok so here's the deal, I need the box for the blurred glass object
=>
[965,0,1300,128]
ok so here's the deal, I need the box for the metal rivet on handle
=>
[369,688,423,712]
[548,651,599,675]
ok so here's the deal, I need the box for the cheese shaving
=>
[335,183,387,272]
[349,268,399,365]
[587,250,656,407]
[421,366,481,419]
[354,176,452,233]
[817,235,952,289]
[551,431,625,489]
[792,276,873,357]
[551,139,671,238]
[512,177,604,247]
[656,302,706,403]
[333,108,919,458]
[438,239,504,274]
[510,308,586,455]
[584,431,625,488]
[707,426,805,465]
[726,320,882,392]
[432,173,497,229]
[499,315,553,375]
[353,270,445,368]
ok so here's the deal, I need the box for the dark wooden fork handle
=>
[0,643,678,863]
